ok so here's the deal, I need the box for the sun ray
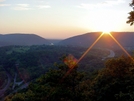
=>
[109,33,134,61]
[77,33,104,63]
[44,33,104,99]
[62,32,134,82]
[46,32,134,100]
[61,33,104,81]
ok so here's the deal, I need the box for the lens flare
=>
[61,33,104,81]
[64,54,78,68]
[46,32,134,100]
[62,32,134,81]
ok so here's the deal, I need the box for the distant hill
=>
[58,32,134,49]
[0,33,50,46]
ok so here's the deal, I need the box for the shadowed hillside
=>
[0,34,50,46]
[58,32,134,49]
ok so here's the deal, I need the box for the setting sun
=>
[0,0,133,39]
[102,31,111,35]
[88,10,124,33]
[91,17,117,32]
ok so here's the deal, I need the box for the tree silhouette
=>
[127,0,134,25]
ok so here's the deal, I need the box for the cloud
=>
[12,3,51,10]
[36,5,51,9]
[0,0,5,2]
[77,0,125,9]
[103,0,125,5]
[77,3,99,9]
[0,4,10,7]
[13,4,32,10]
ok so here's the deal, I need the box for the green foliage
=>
[0,45,109,100]
[0,45,107,82]
[3,45,134,100]
[88,56,134,101]
[6,46,30,54]
[4,56,134,101]
[127,11,134,26]
[5,63,85,101]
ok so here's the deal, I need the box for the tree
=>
[4,62,85,101]
[88,56,134,101]
[127,0,134,25]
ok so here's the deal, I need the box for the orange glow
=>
[64,54,78,68]
[102,31,111,35]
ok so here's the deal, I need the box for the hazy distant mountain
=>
[0,33,50,46]
[58,32,134,49]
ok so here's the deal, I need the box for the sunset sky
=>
[0,0,134,39]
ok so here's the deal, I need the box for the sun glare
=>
[88,11,122,33]
[97,23,113,34]
[91,19,116,33]
[102,31,111,34]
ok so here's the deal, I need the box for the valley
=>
[0,32,134,100]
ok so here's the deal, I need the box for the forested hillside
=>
[4,56,134,101]
[0,45,112,100]
[0,45,133,101]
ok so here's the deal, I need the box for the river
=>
[102,49,115,60]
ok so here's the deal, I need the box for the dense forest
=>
[0,45,133,101]
[0,0,133,100]
[4,56,134,101]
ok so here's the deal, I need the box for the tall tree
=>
[127,0,134,25]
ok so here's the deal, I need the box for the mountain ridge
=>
[1,32,134,48]
[0,33,50,46]
[58,32,134,49]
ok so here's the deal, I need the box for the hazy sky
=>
[0,0,134,39]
